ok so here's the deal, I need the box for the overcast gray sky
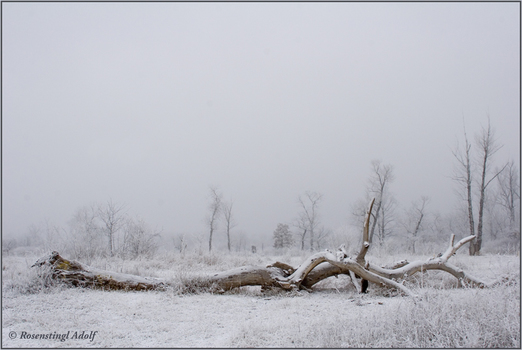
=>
[3,2,520,246]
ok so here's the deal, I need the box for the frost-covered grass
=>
[2,250,520,348]
[231,287,520,348]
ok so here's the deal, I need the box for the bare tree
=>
[42,218,67,253]
[68,204,104,260]
[350,197,369,234]
[206,186,222,252]
[375,195,397,246]
[193,231,206,255]
[122,217,161,258]
[315,226,332,250]
[295,214,308,251]
[351,161,396,246]
[425,212,449,247]
[496,160,520,238]
[473,120,506,255]
[484,194,504,241]
[25,224,43,248]
[234,230,247,252]
[367,160,395,244]
[97,199,127,257]
[452,127,475,242]
[174,234,188,254]
[222,200,236,252]
[453,119,505,255]
[401,196,429,254]
[297,191,323,251]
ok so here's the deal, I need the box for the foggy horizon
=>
[2,2,520,248]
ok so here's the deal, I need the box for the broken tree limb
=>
[356,197,375,266]
[366,235,491,287]
[440,234,475,261]
[353,198,375,292]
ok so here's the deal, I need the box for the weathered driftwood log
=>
[32,199,492,296]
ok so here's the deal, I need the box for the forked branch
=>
[366,235,490,287]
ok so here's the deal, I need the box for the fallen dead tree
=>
[32,199,494,296]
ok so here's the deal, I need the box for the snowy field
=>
[2,251,520,348]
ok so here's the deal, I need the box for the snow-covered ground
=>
[2,252,520,347]
[2,287,394,347]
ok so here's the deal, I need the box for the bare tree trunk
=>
[411,213,423,254]
[454,120,505,256]
[298,191,322,252]
[207,187,222,252]
[473,148,488,255]
[500,162,519,224]
[226,230,231,252]
[465,139,476,255]
[209,228,213,252]
[222,201,236,252]
[98,200,126,257]
[453,127,476,254]
[497,161,520,239]
[471,120,504,255]
[406,196,428,254]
